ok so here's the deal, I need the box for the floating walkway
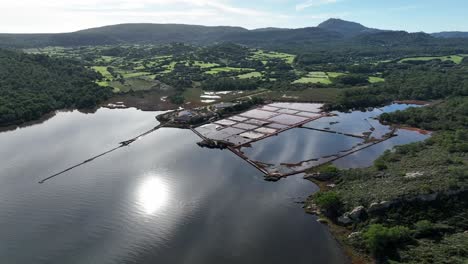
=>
[38,123,166,184]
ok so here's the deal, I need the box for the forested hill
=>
[0,24,248,48]
[0,49,112,126]
[2,19,468,53]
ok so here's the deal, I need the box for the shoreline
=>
[304,176,373,264]
[0,108,100,133]
[0,111,59,133]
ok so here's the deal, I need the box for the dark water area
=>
[0,108,346,264]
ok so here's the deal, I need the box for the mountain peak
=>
[317,18,378,37]
[319,18,367,29]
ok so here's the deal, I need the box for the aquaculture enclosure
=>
[192,103,430,180]
[194,103,326,148]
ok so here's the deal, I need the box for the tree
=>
[334,74,369,86]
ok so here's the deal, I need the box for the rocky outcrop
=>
[338,205,366,225]
[347,232,361,240]
[337,190,464,225]
[349,206,365,220]
[368,200,394,213]
[404,171,424,179]
[338,213,353,225]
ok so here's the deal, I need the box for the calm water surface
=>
[242,104,429,168]
[0,108,347,264]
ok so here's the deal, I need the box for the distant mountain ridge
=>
[432,31,468,39]
[0,18,467,49]
[0,24,248,48]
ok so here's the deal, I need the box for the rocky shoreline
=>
[304,168,468,264]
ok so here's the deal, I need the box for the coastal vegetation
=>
[329,61,468,110]
[0,49,112,126]
[308,97,468,263]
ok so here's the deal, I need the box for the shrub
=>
[414,220,434,238]
[334,74,370,86]
[363,224,411,257]
[318,164,339,175]
[314,191,342,216]
[374,159,388,170]
[168,94,185,104]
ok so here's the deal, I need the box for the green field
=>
[326,72,345,78]
[120,71,151,78]
[399,55,465,64]
[191,61,220,68]
[161,61,177,73]
[109,77,156,93]
[91,66,113,79]
[368,76,385,83]
[96,80,110,87]
[100,56,115,62]
[237,72,263,79]
[293,71,332,84]
[251,50,296,64]
[205,67,254,74]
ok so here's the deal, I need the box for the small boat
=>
[119,139,135,146]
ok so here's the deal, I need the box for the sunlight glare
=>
[138,176,169,215]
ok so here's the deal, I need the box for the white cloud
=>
[0,0,338,32]
[295,0,339,11]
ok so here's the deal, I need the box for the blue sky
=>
[1,0,467,33]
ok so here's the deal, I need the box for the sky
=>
[1,0,467,33]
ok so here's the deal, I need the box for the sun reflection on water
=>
[138,176,169,215]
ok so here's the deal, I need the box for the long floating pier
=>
[38,123,166,184]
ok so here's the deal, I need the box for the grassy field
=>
[368,76,385,83]
[327,72,345,78]
[205,67,254,74]
[120,71,152,78]
[96,81,110,87]
[399,55,466,64]
[109,77,157,93]
[191,61,220,68]
[293,71,332,84]
[100,56,115,62]
[237,72,263,79]
[91,66,113,79]
[161,61,177,73]
[251,50,296,64]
